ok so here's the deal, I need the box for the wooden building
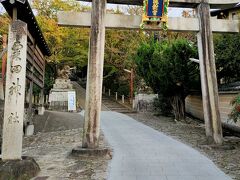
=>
[1,0,51,117]
[211,3,240,20]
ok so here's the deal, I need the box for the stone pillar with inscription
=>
[2,20,28,160]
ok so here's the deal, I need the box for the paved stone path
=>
[101,111,232,180]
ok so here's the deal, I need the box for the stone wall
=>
[185,92,240,126]
[48,79,76,112]
[133,94,158,111]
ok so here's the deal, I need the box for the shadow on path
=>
[33,110,84,133]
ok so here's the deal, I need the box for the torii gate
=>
[58,0,240,147]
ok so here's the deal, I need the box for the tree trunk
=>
[170,95,185,121]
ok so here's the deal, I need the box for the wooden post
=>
[122,95,125,104]
[2,20,28,160]
[1,34,8,83]
[115,92,118,101]
[82,0,106,148]
[28,67,34,115]
[0,34,7,100]
[130,68,134,104]
[29,42,36,115]
[197,1,223,144]
[12,8,17,21]
[108,89,111,96]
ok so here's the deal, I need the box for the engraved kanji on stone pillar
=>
[2,20,27,160]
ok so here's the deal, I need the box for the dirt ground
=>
[23,111,110,180]
[22,110,240,179]
[128,112,240,180]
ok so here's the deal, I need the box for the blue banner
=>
[147,0,164,17]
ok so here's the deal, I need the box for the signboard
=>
[141,0,169,29]
[49,91,68,102]
[68,91,76,111]
[146,0,164,17]
[2,20,27,160]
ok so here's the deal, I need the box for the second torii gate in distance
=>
[58,0,240,147]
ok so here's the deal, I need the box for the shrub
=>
[134,39,199,120]
[153,96,172,116]
[229,94,240,123]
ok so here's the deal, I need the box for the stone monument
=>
[49,65,76,111]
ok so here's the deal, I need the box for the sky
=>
[0,1,185,17]
[81,2,184,17]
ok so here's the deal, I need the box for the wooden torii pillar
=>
[197,1,222,144]
[82,0,106,148]
[58,0,240,145]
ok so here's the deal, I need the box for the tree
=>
[32,0,90,94]
[229,94,240,123]
[214,33,240,84]
[0,14,9,72]
[135,39,199,120]
[33,0,89,67]
[0,14,9,35]
[33,0,84,18]
[103,6,147,96]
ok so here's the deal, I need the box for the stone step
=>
[102,96,135,114]
[103,105,124,108]
[108,107,129,110]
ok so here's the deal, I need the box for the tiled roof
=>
[219,81,240,92]
[1,0,51,56]
[211,3,240,16]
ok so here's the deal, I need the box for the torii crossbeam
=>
[58,0,240,147]
[58,12,240,33]
[78,0,239,8]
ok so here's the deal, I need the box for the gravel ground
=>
[128,112,240,180]
[5,109,240,179]
[22,111,110,180]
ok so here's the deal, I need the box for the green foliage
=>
[103,28,147,93]
[103,64,119,79]
[135,39,199,97]
[229,94,240,123]
[134,38,200,119]
[0,14,9,35]
[44,63,56,95]
[214,34,240,84]
[33,0,85,18]
[0,14,9,73]
[34,0,90,69]
[33,84,41,96]
[117,83,129,97]
[105,29,146,70]
[153,96,172,116]
[32,0,90,94]
[33,1,146,95]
